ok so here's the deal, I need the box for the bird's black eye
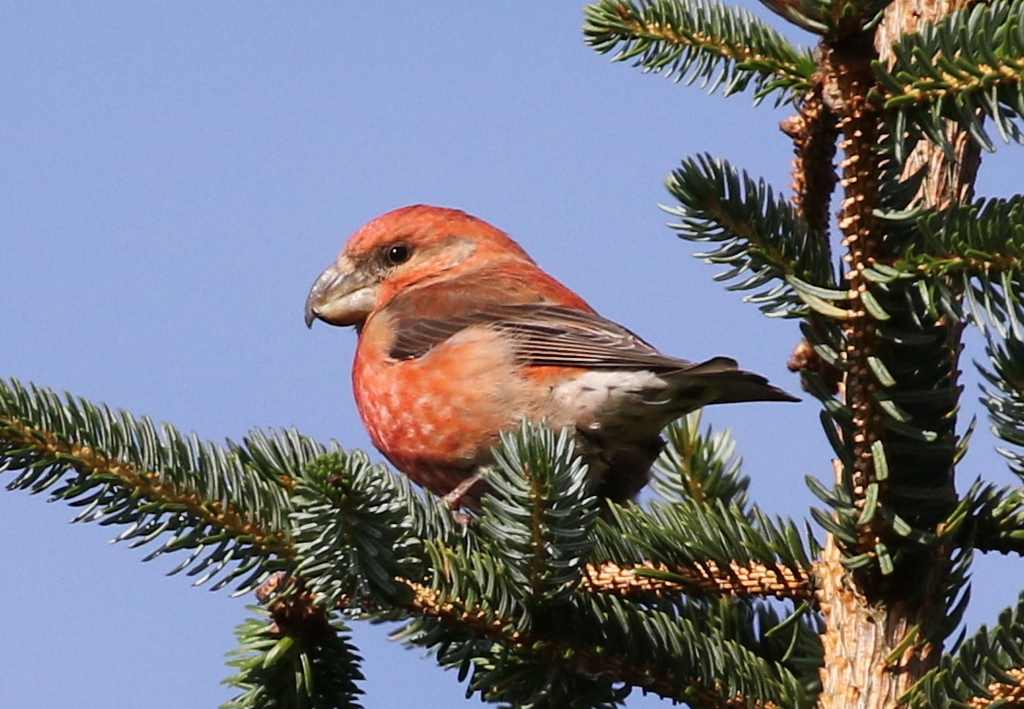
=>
[386,243,411,265]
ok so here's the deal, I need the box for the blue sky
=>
[2,2,1022,707]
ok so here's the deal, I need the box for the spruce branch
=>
[810,17,970,702]
[963,668,1024,708]
[223,601,364,709]
[804,272,966,569]
[393,582,669,706]
[581,560,816,600]
[583,0,817,104]
[593,498,818,586]
[396,583,816,708]
[818,28,962,575]
[646,414,820,599]
[0,389,819,706]
[825,29,893,559]
[290,452,421,609]
[396,423,599,642]
[664,154,840,319]
[980,335,1024,489]
[651,412,750,508]
[902,591,1024,709]
[888,196,1024,280]
[0,378,294,592]
[480,421,600,605]
[372,425,818,706]
[965,483,1024,555]
[874,0,1024,152]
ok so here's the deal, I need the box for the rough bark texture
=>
[876,0,982,206]
[829,28,888,531]
[815,1,981,707]
[816,538,934,709]
[782,87,839,238]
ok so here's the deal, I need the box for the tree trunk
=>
[815,0,980,706]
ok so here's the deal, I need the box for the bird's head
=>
[305,205,534,329]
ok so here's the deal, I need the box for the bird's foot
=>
[443,471,488,532]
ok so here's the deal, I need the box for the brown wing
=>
[387,300,714,372]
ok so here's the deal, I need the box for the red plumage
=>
[306,205,796,508]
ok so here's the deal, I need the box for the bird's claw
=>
[443,470,489,533]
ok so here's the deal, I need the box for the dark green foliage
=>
[404,618,632,709]
[760,0,896,35]
[651,412,750,508]
[804,275,963,578]
[386,422,821,708]
[0,378,294,593]
[480,422,600,604]
[584,0,817,104]
[664,154,838,319]
[595,411,818,574]
[875,126,929,208]
[964,482,1024,554]
[595,499,816,577]
[903,591,1024,709]
[688,598,823,697]
[290,451,421,609]
[888,196,1024,282]
[548,595,814,709]
[223,606,364,709]
[461,650,631,709]
[0,379,821,706]
[406,422,599,650]
[874,0,1024,153]
[981,336,1024,486]
[396,589,819,709]
[634,1,979,594]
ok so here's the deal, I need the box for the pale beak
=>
[304,256,380,328]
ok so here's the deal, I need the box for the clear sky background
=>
[1,3,1022,708]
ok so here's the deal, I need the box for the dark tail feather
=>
[685,357,800,404]
[705,371,800,404]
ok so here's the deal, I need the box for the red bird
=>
[305,205,796,509]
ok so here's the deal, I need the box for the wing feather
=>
[388,301,700,372]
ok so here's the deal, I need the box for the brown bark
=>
[815,1,980,707]
[876,0,982,207]
[816,538,932,709]
[581,560,816,600]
